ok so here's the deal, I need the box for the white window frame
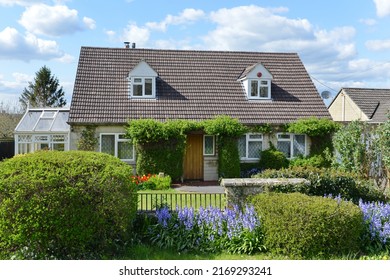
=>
[239,133,263,160]
[100,133,135,162]
[129,77,156,98]
[203,135,215,156]
[248,79,271,100]
[15,133,69,154]
[276,133,307,159]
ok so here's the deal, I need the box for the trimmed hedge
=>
[249,192,364,259]
[0,151,137,259]
[254,166,385,203]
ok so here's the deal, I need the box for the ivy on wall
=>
[126,116,247,180]
[286,117,340,167]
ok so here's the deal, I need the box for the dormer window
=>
[250,79,271,99]
[239,63,273,100]
[132,77,154,97]
[128,60,158,99]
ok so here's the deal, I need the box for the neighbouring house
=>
[328,87,390,124]
[14,107,70,154]
[65,46,330,181]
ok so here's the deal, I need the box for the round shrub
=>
[249,192,364,259]
[259,147,289,170]
[0,151,137,259]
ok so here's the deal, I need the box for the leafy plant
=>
[250,192,364,259]
[259,144,289,170]
[77,125,98,151]
[255,166,385,203]
[0,151,137,259]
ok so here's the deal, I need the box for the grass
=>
[118,243,390,260]
[137,189,226,211]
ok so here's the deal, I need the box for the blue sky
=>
[1,0,390,109]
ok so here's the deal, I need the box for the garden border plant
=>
[0,150,137,259]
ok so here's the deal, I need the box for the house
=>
[65,46,331,181]
[328,87,390,124]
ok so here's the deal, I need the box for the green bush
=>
[148,175,172,190]
[0,151,137,259]
[259,146,289,170]
[289,154,330,168]
[249,192,364,259]
[255,166,385,203]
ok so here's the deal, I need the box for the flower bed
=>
[359,200,390,249]
[148,204,265,254]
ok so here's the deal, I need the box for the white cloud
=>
[0,27,65,61]
[146,8,205,32]
[121,23,150,46]
[202,5,356,64]
[0,0,44,6]
[359,18,377,26]
[19,4,95,37]
[204,5,314,50]
[366,39,390,51]
[373,0,390,17]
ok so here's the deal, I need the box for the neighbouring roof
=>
[68,47,330,125]
[15,108,70,133]
[337,88,390,123]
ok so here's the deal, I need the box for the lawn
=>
[137,189,226,211]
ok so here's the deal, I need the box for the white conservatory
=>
[14,108,70,155]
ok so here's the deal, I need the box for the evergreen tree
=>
[19,66,66,109]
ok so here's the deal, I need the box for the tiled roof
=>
[68,47,331,125]
[342,88,390,122]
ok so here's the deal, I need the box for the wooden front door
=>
[183,134,204,180]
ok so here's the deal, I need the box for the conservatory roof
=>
[14,108,70,133]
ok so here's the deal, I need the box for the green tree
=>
[19,66,66,109]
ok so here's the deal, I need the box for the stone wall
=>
[220,178,310,207]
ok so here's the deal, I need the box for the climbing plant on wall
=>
[126,116,247,180]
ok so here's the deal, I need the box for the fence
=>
[137,192,226,212]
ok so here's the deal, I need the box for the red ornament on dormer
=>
[257,72,262,78]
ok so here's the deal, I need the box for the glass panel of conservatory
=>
[101,135,115,156]
[118,141,133,160]
[52,143,65,151]
[35,119,53,131]
[51,112,70,132]
[15,111,41,131]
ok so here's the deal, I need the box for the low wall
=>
[220,178,310,207]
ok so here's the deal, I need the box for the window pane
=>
[133,84,143,96]
[52,143,65,151]
[134,78,142,83]
[278,134,290,139]
[260,86,269,98]
[250,80,258,97]
[101,135,115,156]
[261,80,268,85]
[249,134,262,139]
[248,141,262,158]
[204,136,214,155]
[293,135,306,157]
[238,136,246,158]
[145,78,153,95]
[118,141,133,160]
[277,141,291,158]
